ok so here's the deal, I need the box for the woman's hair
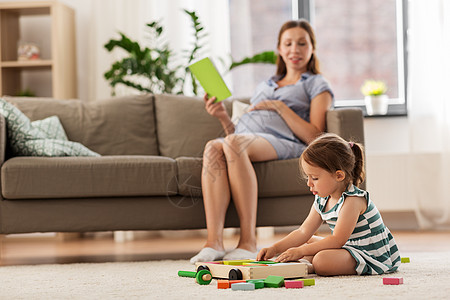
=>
[276,19,320,76]
[300,133,365,187]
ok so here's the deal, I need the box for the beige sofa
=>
[0,94,364,235]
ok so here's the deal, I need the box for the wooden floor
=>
[1,230,449,266]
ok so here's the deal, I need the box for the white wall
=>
[364,117,411,211]
[1,0,230,101]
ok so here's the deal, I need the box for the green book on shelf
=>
[188,57,232,102]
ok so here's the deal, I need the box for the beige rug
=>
[0,251,449,299]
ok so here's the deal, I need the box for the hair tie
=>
[349,142,354,148]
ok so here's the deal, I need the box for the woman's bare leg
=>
[201,139,230,252]
[222,134,278,252]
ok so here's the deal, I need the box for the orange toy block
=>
[217,280,230,289]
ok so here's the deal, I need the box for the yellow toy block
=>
[223,259,256,265]
[295,278,315,286]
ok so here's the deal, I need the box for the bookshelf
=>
[0,0,77,98]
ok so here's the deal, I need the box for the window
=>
[229,0,408,115]
[228,0,291,97]
[296,0,408,114]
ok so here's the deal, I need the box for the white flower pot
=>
[365,95,389,115]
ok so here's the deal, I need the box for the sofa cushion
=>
[3,95,158,156]
[0,99,99,157]
[154,94,233,158]
[176,157,309,198]
[1,156,177,199]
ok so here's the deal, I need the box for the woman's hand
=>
[204,93,228,120]
[248,100,286,115]
[203,93,235,135]
[257,246,278,261]
[275,246,304,263]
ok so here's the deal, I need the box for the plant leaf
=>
[230,51,277,70]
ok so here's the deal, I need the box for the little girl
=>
[257,133,401,276]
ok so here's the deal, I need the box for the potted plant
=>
[104,10,277,97]
[360,79,389,115]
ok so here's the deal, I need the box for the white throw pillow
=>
[231,100,250,125]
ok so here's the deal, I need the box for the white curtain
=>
[89,0,230,100]
[408,0,450,229]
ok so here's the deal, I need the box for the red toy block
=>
[217,280,230,289]
[285,280,304,289]
[229,280,246,285]
[383,277,404,285]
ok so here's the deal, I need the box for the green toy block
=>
[295,278,315,286]
[264,275,285,288]
[246,279,265,289]
[254,261,279,264]
[401,257,410,263]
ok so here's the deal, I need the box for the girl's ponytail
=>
[350,142,365,186]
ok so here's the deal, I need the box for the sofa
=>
[0,94,364,236]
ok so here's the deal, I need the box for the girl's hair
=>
[301,133,365,187]
[276,19,320,76]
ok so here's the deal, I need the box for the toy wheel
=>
[196,269,212,285]
[196,265,210,272]
[228,268,243,280]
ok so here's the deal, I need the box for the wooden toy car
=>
[194,259,308,280]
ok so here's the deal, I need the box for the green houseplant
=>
[104,10,276,96]
[104,10,205,95]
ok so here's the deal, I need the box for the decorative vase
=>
[365,95,389,115]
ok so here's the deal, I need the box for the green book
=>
[188,57,232,102]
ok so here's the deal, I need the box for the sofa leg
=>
[256,227,275,239]
[114,231,135,243]
[56,232,82,241]
[0,234,4,260]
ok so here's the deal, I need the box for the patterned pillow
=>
[31,116,68,141]
[0,98,100,157]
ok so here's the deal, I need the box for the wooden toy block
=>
[401,257,410,263]
[217,280,230,289]
[246,279,265,289]
[264,275,285,288]
[195,261,308,280]
[383,277,404,285]
[223,259,255,265]
[229,280,246,285]
[295,278,315,286]
[285,280,304,289]
[231,282,255,291]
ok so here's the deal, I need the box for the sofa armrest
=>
[0,115,5,164]
[326,108,365,145]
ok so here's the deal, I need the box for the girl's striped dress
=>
[313,184,401,275]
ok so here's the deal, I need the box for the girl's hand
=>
[248,100,286,115]
[257,246,277,261]
[204,93,228,120]
[275,247,304,263]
